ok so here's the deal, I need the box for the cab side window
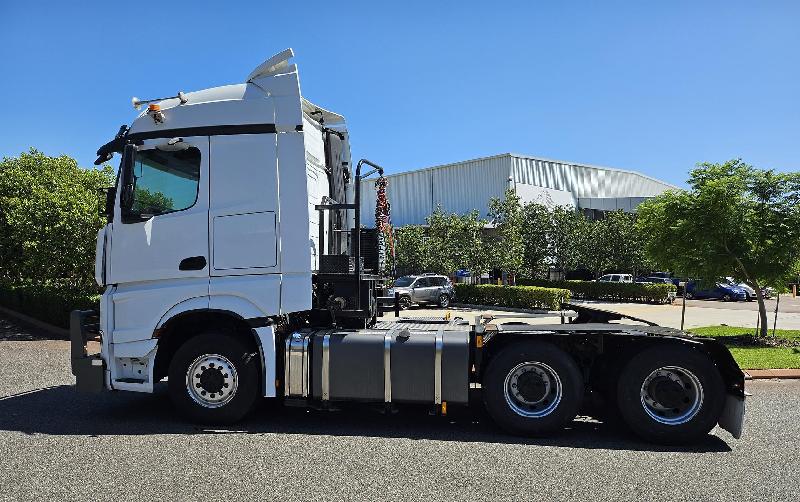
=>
[130,147,201,217]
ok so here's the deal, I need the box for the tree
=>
[637,159,800,336]
[594,210,650,276]
[392,225,430,276]
[488,189,524,283]
[0,149,114,290]
[548,205,589,276]
[426,207,488,276]
[519,201,551,279]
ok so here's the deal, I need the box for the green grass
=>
[726,347,800,370]
[689,325,800,340]
[689,325,800,369]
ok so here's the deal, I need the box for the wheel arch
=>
[153,304,269,385]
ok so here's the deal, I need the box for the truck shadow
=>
[0,384,732,453]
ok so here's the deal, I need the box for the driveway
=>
[1,316,798,501]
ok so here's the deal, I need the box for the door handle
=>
[179,256,207,271]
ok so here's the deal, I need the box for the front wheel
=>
[399,295,412,310]
[168,332,259,424]
[616,344,725,444]
[722,294,732,302]
[483,341,584,436]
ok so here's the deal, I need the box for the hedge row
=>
[516,279,676,303]
[454,284,571,311]
[0,281,99,329]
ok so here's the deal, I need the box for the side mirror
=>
[97,187,116,222]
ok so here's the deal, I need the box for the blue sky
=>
[0,1,797,186]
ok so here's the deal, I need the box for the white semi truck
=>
[71,49,745,444]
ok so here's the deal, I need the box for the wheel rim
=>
[723,294,731,302]
[440,295,449,307]
[640,366,703,425]
[186,354,239,408]
[400,297,411,309]
[503,362,563,418]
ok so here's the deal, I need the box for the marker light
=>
[148,104,161,111]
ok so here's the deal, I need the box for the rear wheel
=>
[168,332,259,424]
[483,341,584,436]
[616,344,725,444]
[438,294,451,308]
[684,292,694,300]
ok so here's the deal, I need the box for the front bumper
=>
[70,309,105,393]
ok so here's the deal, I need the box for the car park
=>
[684,281,747,301]
[387,274,456,309]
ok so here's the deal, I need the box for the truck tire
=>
[483,340,584,436]
[168,332,259,424]
[616,344,725,444]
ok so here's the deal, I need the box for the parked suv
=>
[387,274,455,309]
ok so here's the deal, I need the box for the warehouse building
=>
[359,153,676,226]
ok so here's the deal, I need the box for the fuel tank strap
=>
[434,327,444,405]
[321,334,331,401]
[384,333,392,402]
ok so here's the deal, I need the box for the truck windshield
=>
[394,277,415,287]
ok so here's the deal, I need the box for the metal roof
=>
[360,153,676,226]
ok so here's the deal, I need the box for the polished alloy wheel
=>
[503,361,563,418]
[639,366,703,425]
[186,354,239,408]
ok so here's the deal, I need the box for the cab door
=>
[109,137,209,286]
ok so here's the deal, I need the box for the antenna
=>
[132,91,188,110]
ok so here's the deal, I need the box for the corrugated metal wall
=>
[360,154,674,226]
[360,155,511,226]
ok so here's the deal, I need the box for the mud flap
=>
[718,394,745,439]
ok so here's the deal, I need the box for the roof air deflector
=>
[247,48,295,81]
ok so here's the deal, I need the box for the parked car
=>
[724,277,756,301]
[387,274,455,309]
[650,271,681,287]
[597,273,633,283]
[684,281,747,301]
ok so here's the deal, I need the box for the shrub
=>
[454,284,570,310]
[0,149,113,290]
[0,281,99,329]
[516,279,676,303]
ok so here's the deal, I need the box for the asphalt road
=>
[1,317,798,501]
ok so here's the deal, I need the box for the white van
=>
[597,274,633,283]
